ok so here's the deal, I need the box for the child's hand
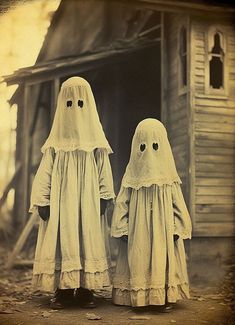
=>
[38,205,50,221]
[173,234,179,241]
[120,235,128,242]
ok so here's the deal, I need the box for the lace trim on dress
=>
[112,283,190,307]
[33,257,111,275]
[122,178,182,190]
[100,193,115,200]
[41,144,112,154]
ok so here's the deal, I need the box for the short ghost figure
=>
[111,118,192,309]
[30,77,115,309]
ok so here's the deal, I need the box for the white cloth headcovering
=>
[122,118,181,189]
[41,76,112,153]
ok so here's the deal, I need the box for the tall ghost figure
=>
[30,77,115,309]
[111,118,192,308]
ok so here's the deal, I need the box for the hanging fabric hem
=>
[112,283,190,306]
[33,257,111,275]
[32,269,111,292]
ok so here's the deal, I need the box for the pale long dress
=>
[111,183,192,307]
[30,147,115,292]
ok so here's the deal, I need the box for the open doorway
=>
[92,44,161,191]
[59,43,161,191]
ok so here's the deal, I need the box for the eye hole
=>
[66,100,72,108]
[152,143,159,151]
[78,100,84,108]
[140,144,146,152]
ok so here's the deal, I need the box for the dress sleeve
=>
[29,148,55,212]
[94,148,115,200]
[111,186,130,238]
[172,182,192,239]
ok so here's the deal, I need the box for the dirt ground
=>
[0,245,235,325]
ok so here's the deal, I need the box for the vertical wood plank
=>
[22,83,30,227]
[50,78,60,125]
[161,12,167,125]
[189,20,196,232]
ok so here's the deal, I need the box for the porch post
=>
[50,78,60,125]
[160,12,167,125]
[21,83,30,227]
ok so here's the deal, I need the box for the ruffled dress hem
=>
[32,269,111,292]
[112,283,190,307]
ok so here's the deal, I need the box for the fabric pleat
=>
[31,148,115,292]
[111,119,192,307]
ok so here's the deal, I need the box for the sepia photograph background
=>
[0,0,234,324]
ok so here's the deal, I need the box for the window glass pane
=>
[212,33,222,55]
[210,56,223,88]
[182,55,187,86]
[209,32,223,89]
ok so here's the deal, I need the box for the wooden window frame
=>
[178,19,189,95]
[205,25,228,97]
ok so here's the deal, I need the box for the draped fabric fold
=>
[111,119,192,307]
[31,77,115,292]
[41,77,112,154]
[122,119,181,189]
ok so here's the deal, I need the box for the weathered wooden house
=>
[3,0,235,281]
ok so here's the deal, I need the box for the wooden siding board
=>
[196,147,235,157]
[196,171,235,178]
[196,162,235,173]
[195,154,234,164]
[195,113,235,124]
[196,196,234,204]
[195,68,205,77]
[195,131,235,141]
[196,177,235,186]
[229,73,235,80]
[196,213,234,223]
[195,75,204,84]
[195,106,235,116]
[195,39,205,48]
[192,17,235,237]
[193,222,235,237]
[195,98,235,108]
[195,54,205,63]
[195,122,235,133]
[196,204,235,214]
[194,47,205,55]
[196,186,235,196]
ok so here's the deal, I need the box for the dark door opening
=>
[61,43,161,191]
[93,44,161,191]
